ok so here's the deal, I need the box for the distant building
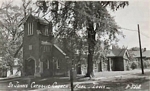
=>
[129,48,150,68]
[22,14,69,77]
[107,49,131,71]
[129,48,150,60]
[77,48,131,75]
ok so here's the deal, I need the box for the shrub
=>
[131,61,138,69]
[143,61,147,68]
[137,60,150,68]
[146,60,150,67]
[138,61,141,68]
[126,65,130,70]
[143,60,150,68]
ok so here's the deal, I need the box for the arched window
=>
[56,59,59,69]
[45,27,49,36]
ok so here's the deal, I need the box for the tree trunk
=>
[86,21,96,77]
[10,65,13,75]
[77,39,82,74]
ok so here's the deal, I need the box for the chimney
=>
[143,48,146,52]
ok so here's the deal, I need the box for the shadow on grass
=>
[75,77,150,91]
[0,74,150,91]
[132,71,150,76]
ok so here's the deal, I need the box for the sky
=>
[0,0,150,50]
[109,0,150,50]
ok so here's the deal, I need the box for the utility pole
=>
[137,24,144,74]
[70,35,74,91]
[70,64,74,91]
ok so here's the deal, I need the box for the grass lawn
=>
[0,69,149,91]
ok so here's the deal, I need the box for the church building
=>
[23,14,69,77]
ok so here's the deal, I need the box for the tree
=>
[0,29,8,69]
[0,0,32,75]
[36,1,128,77]
[0,1,23,74]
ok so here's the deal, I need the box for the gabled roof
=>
[18,14,49,27]
[52,44,67,60]
[129,50,150,58]
[129,51,140,58]
[53,44,66,56]
[33,15,49,25]
[40,41,66,56]
[143,50,150,58]
[107,49,126,57]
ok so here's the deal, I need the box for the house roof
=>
[34,15,49,25]
[129,50,150,58]
[107,49,126,57]
[129,51,140,58]
[143,50,150,57]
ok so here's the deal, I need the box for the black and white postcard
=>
[0,0,149,91]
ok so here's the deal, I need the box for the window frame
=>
[45,27,49,36]
[27,22,33,36]
[29,45,33,50]
[47,60,49,69]
[56,59,60,69]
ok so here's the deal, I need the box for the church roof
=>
[53,44,66,56]
[33,15,49,25]
[41,41,66,56]
[18,14,49,27]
